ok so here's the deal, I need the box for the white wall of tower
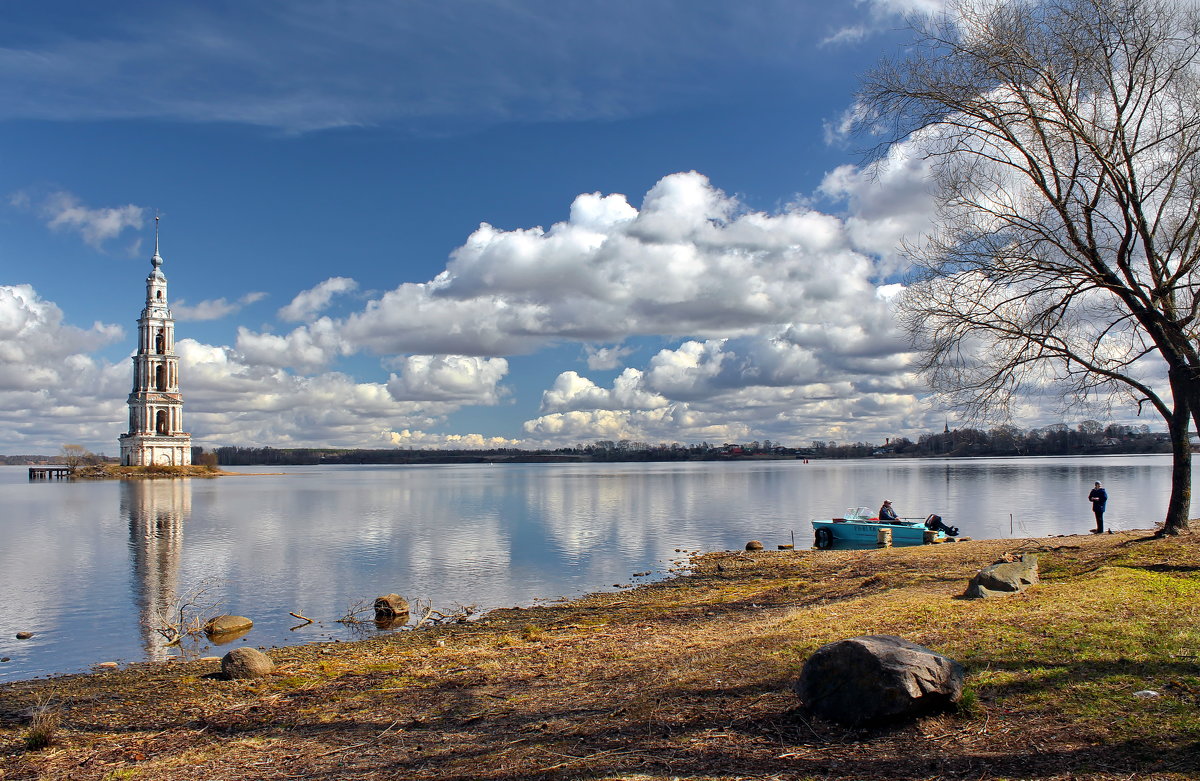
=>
[119,222,192,466]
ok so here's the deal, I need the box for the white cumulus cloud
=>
[385,355,509,404]
[29,191,147,251]
[176,339,502,449]
[231,170,935,446]
[539,369,669,414]
[235,318,349,373]
[385,430,525,449]
[820,146,937,271]
[324,171,887,361]
[0,285,127,452]
[584,344,634,371]
[278,277,358,322]
[174,292,266,321]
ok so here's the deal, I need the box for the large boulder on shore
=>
[965,554,1039,598]
[794,635,964,726]
[221,647,275,679]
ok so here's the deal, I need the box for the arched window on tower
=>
[155,330,165,354]
[156,290,163,300]
[156,410,169,435]
[155,365,165,391]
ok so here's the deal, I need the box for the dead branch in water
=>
[146,579,225,646]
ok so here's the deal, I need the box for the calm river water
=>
[0,455,1186,681]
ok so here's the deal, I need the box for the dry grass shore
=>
[2,531,1199,780]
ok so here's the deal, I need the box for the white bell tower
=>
[119,216,192,466]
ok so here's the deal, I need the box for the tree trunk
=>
[1162,369,1194,535]
[1163,427,1191,535]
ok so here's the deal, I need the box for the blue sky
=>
[2,0,1085,455]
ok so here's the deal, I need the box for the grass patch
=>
[22,696,59,751]
[520,624,547,642]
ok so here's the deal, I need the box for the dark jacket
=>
[1089,487,1107,510]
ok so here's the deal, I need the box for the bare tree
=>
[59,444,90,472]
[860,0,1200,534]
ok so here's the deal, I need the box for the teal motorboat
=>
[812,507,957,549]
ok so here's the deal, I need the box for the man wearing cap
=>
[879,500,899,521]
[1088,481,1108,533]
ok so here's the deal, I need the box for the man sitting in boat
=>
[878,500,899,521]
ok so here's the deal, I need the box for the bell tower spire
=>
[119,215,192,466]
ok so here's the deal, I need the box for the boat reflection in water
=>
[123,479,190,661]
[816,538,963,551]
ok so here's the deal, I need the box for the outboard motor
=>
[925,514,959,537]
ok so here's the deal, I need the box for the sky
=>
[0,0,1129,455]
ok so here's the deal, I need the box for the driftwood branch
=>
[413,603,436,630]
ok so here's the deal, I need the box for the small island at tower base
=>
[69,462,233,479]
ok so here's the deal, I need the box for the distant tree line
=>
[199,422,1169,466]
[810,422,1167,460]
[0,447,116,466]
[206,441,791,465]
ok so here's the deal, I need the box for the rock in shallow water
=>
[374,593,410,621]
[205,615,254,635]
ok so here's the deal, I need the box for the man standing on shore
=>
[1088,481,1107,533]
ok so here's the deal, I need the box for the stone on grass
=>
[965,554,1039,599]
[205,615,254,636]
[745,540,764,551]
[222,647,275,679]
[794,634,964,726]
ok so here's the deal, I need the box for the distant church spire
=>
[119,214,192,467]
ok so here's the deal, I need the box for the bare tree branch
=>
[860,0,1200,533]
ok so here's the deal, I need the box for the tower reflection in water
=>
[123,478,190,661]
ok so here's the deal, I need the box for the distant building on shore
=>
[119,217,192,466]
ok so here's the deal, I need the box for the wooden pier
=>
[28,466,73,479]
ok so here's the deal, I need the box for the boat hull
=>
[812,519,945,547]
